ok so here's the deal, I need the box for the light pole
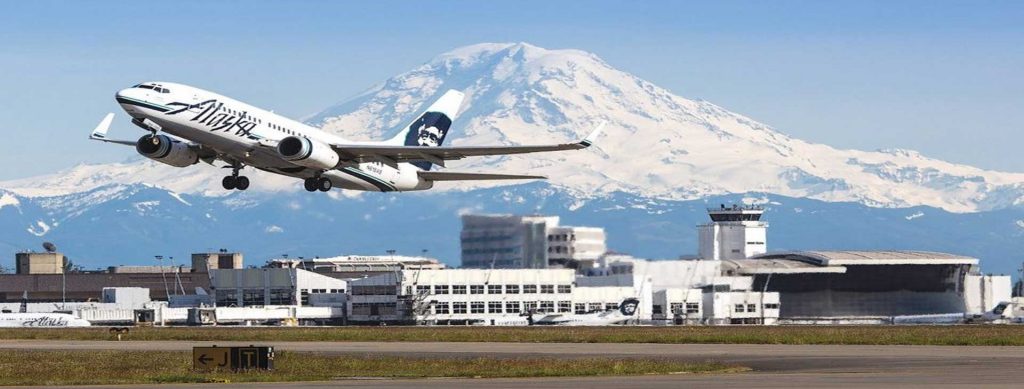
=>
[155,255,170,301]
[61,255,66,308]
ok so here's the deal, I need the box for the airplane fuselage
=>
[115,82,428,192]
[0,313,92,328]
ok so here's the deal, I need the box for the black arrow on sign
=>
[198,354,213,365]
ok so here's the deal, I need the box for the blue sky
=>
[1,1,1022,179]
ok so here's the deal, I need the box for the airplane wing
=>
[418,171,546,181]
[331,121,605,167]
[88,113,137,146]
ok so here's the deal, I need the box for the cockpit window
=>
[134,84,170,93]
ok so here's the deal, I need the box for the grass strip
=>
[0,350,737,386]
[1,326,1023,346]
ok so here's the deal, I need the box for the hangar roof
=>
[721,258,847,275]
[752,250,978,266]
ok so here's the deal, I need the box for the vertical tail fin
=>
[386,89,465,170]
[619,298,639,316]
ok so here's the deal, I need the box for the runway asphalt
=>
[2,340,1023,388]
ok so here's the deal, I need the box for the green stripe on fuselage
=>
[341,167,396,192]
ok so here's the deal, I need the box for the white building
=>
[698,205,767,260]
[347,269,636,325]
[547,226,607,270]
[460,214,607,270]
[209,268,347,307]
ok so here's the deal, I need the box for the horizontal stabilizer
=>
[418,171,547,181]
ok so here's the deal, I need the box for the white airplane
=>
[892,301,1018,325]
[0,293,91,328]
[487,298,640,326]
[90,82,605,192]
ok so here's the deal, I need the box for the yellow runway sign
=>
[192,347,230,370]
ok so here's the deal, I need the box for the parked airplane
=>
[892,301,1019,325]
[0,292,91,327]
[487,298,640,326]
[90,82,604,192]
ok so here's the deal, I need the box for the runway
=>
[3,340,1023,388]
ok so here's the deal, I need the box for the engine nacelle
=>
[277,136,339,170]
[135,134,198,168]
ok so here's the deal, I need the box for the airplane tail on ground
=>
[618,298,640,317]
[385,89,465,170]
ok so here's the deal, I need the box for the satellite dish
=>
[42,242,57,253]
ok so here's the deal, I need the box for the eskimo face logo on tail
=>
[404,111,452,170]
[619,298,640,316]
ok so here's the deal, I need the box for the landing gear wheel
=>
[235,176,250,191]
[303,178,318,192]
[222,176,237,190]
[317,177,332,192]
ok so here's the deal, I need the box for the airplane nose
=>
[115,88,133,101]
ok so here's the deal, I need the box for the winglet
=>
[88,113,137,146]
[89,113,115,140]
[578,120,606,148]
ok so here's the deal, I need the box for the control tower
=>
[698,204,768,260]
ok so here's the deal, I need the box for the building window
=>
[523,285,537,294]
[215,289,238,307]
[352,285,396,296]
[669,303,683,315]
[653,305,663,315]
[735,304,745,313]
[765,303,780,310]
[434,302,450,314]
[453,302,467,314]
[605,303,618,311]
[269,289,293,305]
[557,285,571,294]
[574,303,586,314]
[470,285,485,294]
[416,285,430,295]
[242,289,263,307]
[434,285,449,294]
[541,285,554,294]
[747,304,757,313]
[506,301,520,313]
[471,302,485,314]
[453,285,467,294]
[686,302,699,314]
[558,301,571,313]
[539,301,555,313]
[505,285,520,294]
[488,301,503,314]
[524,301,537,312]
[588,303,603,312]
[488,285,502,294]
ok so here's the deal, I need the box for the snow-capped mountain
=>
[2,42,1024,275]
[4,42,1024,212]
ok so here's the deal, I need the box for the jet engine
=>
[277,136,339,170]
[135,134,198,168]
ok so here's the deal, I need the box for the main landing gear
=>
[303,176,332,192]
[222,164,249,191]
